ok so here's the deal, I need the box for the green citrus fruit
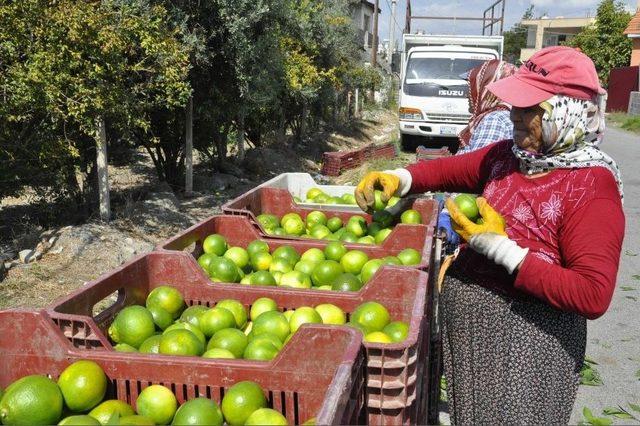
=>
[269,258,293,274]
[326,217,343,232]
[360,259,384,283]
[375,228,393,244]
[306,188,324,200]
[202,234,228,256]
[248,332,283,350]
[221,381,267,426]
[289,307,322,333]
[118,415,155,425]
[373,190,388,211]
[364,331,393,343]
[250,297,278,321]
[164,322,206,346]
[89,400,135,424]
[250,270,277,286]
[216,299,247,328]
[272,246,300,265]
[251,252,273,271]
[147,305,173,330]
[108,306,156,349]
[345,217,367,237]
[246,240,270,258]
[293,260,316,276]
[197,253,218,273]
[245,408,288,426]
[179,305,209,329]
[305,211,327,228]
[357,236,375,244]
[315,304,346,325]
[159,329,204,356]
[280,212,302,227]
[311,260,344,286]
[397,248,422,265]
[59,414,101,425]
[351,301,390,332]
[300,248,325,264]
[331,272,363,291]
[171,397,223,426]
[243,339,279,361]
[340,250,369,274]
[199,307,237,338]
[283,218,305,236]
[252,311,290,342]
[208,257,240,283]
[0,375,63,425]
[113,343,137,352]
[138,334,162,354]
[309,224,331,239]
[341,193,357,205]
[256,214,279,231]
[207,328,248,358]
[283,310,295,321]
[400,209,422,224]
[324,241,348,262]
[366,222,383,237]
[202,348,236,359]
[454,194,479,221]
[152,293,181,323]
[383,321,410,342]
[279,270,312,289]
[339,231,358,243]
[345,321,370,335]
[383,256,402,265]
[136,385,177,425]
[223,247,250,269]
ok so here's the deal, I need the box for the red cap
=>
[487,46,605,107]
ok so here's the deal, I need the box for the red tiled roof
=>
[625,10,640,35]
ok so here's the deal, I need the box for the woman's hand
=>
[355,170,411,212]
[445,197,506,242]
[446,197,528,274]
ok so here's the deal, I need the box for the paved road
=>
[569,126,640,424]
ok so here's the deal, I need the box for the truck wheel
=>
[400,134,419,152]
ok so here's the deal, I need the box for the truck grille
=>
[424,113,471,124]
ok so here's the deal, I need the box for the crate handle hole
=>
[92,289,125,318]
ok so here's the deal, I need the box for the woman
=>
[355,46,624,424]
[457,59,516,155]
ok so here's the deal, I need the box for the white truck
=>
[396,34,504,151]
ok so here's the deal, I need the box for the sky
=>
[378,0,638,45]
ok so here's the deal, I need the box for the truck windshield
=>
[405,57,487,83]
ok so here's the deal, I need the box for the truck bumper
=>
[399,120,466,138]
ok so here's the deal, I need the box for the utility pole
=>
[372,0,379,67]
[405,0,411,34]
[388,0,397,60]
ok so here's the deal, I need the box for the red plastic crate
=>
[221,187,439,254]
[0,310,365,425]
[45,250,431,424]
[415,146,452,162]
[321,142,397,176]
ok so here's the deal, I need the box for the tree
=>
[568,0,633,83]
[502,5,534,64]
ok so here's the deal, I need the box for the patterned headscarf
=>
[512,95,623,200]
[458,60,517,147]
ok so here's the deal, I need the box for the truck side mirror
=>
[391,53,401,74]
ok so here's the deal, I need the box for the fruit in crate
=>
[256,205,425,243]
[0,361,288,426]
[196,235,421,289]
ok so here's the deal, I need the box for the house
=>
[519,16,595,62]
[351,0,382,51]
[624,6,640,66]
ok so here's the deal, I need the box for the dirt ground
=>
[0,107,401,309]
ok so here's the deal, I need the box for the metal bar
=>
[490,4,495,35]
[500,0,506,35]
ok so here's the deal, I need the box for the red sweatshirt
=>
[407,140,624,319]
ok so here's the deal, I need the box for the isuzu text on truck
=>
[395,34,504,151]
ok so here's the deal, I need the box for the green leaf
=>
[625,250,638,256]
[632,274,640,280]
[635,369,640,379]
[584,356,599,365]
[625,296,638,301]
[602,406,634,419]
[621,286,636,291]
[583,407,595,421]
[629,403,640,413]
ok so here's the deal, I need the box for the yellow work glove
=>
[445,197,507,242]
[355,171,400,212]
